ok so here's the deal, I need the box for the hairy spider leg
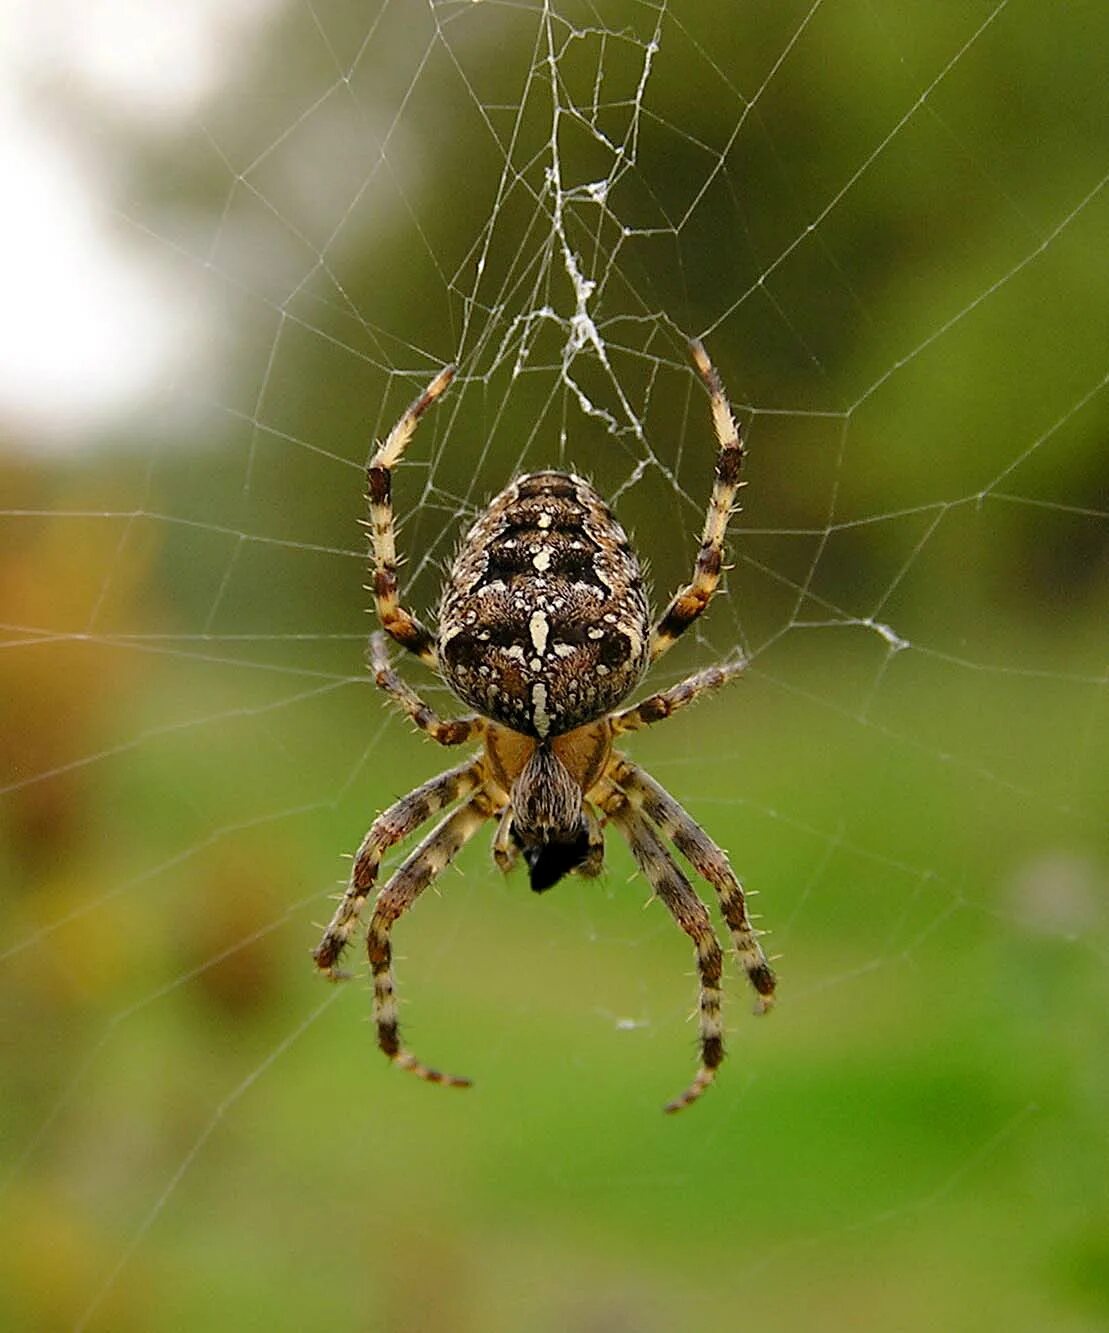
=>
[607,756,775,1012]
[366,365,455,670]
[651,340,746,661]
[369,631,484,746]
[599,782,726,1113]
[611,659,745,735]
[313,757,483,976]
[368,791,497,1087]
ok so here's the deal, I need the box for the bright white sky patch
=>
[0,0,281,449]
[0,104,175,445]
[10,0,279,120]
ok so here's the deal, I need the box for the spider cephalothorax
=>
[314,342,776,1113]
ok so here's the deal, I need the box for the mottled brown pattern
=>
[313,341,777,1112]
[439,471,650,738]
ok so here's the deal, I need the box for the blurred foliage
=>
[1,2,1107,1331]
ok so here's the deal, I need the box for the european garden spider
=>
[314,342,776,1112]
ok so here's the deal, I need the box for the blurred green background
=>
[1,2,1106,1330]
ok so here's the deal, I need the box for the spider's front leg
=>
[609,757,776,1012]
[313,757,483,976]
[368,791,496,1087]
[366,365,454,671]
[599,783,726,1114]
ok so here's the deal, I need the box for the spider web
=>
[2,2,1107,1329]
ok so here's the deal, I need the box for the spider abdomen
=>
[439,471,650,737]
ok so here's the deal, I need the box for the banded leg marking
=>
[651,340,745,661]
[608,757,776,1011]
[368,792,495,1088]
[611,659,745,736]
[366,365,455,668]
[312,757,482,976]
[370,631,483,746]
[600,783,726,1114]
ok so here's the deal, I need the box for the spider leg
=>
[368,790,496,1087]
[611,658,744,736]
[313,756,483,976]
[608,757,776,1012]
[370,631,484,746]
[366,364,455,671]
[651,341,745,662]
[597,781,725,1114]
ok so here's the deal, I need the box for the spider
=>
[313,340,776,1112]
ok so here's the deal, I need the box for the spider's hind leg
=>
[367,365,454,671]
[651,341,745,662]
